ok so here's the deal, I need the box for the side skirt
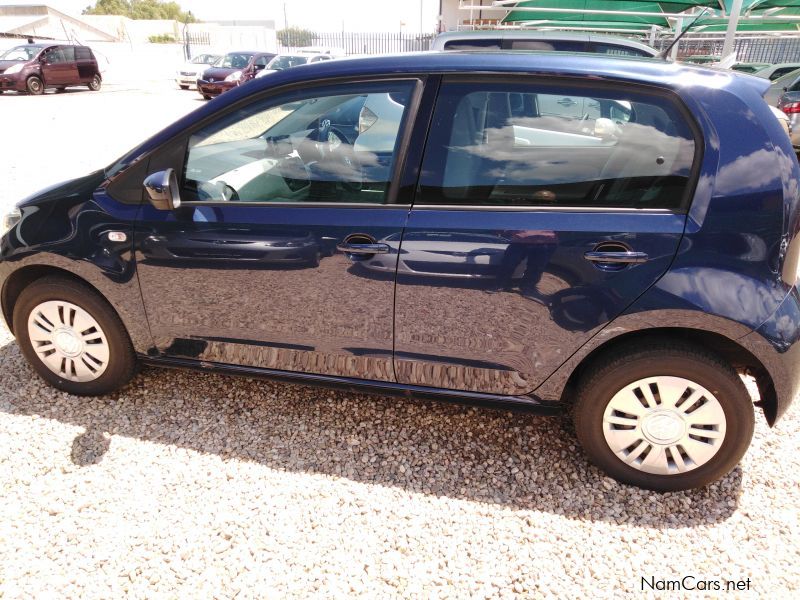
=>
[140,356,563,415]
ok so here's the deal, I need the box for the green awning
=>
[502,0,731,28]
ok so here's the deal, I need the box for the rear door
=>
[75,46,95,81]
[392,76,698,396]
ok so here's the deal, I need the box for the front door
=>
[135,79,420,381]
[393,77,699,396]
[41,46,78,86]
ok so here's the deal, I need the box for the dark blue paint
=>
[1,52,799,424]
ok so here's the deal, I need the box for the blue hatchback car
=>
[2,53,799,491]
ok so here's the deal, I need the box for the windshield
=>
[0,45,41,61]
[219,53,253,69]
[192,54,220,65]
[267,55,309,70]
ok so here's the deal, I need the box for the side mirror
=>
[143,168,181,210]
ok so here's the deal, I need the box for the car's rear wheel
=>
[573,341,754,491]
[201,93,211,100]
[55,86,66,93]
[179,84,190,90]
[88,75,101,91]
[26,76,44,95]
[12,277,137,396]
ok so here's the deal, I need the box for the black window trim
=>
[410,73,705,215]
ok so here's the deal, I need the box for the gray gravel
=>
[1,319,799,597]
[2,86,800,598]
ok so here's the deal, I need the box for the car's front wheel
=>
[573,341,755,491]
[13,276,137,396]
[26,76,44,95]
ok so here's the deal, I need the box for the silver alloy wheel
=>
[26,300,110,382]
[602,376,727,475]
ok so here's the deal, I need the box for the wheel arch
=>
[559,327,777,425]
[2,265,101,333]
[1,263,153,356]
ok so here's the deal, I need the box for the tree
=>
[83,0,196,22]
[277,26,316,48]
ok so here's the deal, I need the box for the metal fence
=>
[279,31,434,55]
[655,36,800,63]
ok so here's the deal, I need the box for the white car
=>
[255,53,334,79]
[176,53,221,89]
[753,62,800,81]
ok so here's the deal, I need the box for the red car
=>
[197,51,276,99]
[0,43,101,95]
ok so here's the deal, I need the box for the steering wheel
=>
[197,180,239,202]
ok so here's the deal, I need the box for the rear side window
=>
[508,40,588,52]
[443,39,502,50]
[771,67,800,81]
[591,43,651,57]
[75,47,92,60]
[418,80,697,209]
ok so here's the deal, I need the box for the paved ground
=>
[1,82,201,212]
[1,85,799,598]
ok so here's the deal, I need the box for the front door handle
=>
[584,251,649,264]
[337,242,390,255]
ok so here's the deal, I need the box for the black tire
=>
[55,86,66,93]
[26,76,44,95]
[12,276,137,396]
[573,340,755,492]
[201,93,211,100]
[179,84,190,90]
[88,74,101,91]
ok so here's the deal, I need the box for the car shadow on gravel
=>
[0,340,743,527]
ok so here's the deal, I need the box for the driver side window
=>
[182,81,415,204]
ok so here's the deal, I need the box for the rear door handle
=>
[337,242,390,255]
[584,251,649,264]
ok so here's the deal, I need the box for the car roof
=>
[244,51,762,93]
[432,30,657,55]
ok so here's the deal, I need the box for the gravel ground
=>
[2,86,800,598]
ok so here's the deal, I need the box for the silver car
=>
[431,30,658,57]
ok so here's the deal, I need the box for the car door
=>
[392,77,699,396]
[134,78,422,381]
[41,46,77,85]
[75,46,95,81]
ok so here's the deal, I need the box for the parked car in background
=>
[681,54,719,65]
[754,62,800,81]
[431,30,658,57]
[197,50,276,99]
[769,105,793,142]
[176,53,221,90]
[0,43,101,95]
[776,92,800,149]
[255,52,334,79]
[764,68,800,106]
[2,53,799,493]
[731,62,771,74]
